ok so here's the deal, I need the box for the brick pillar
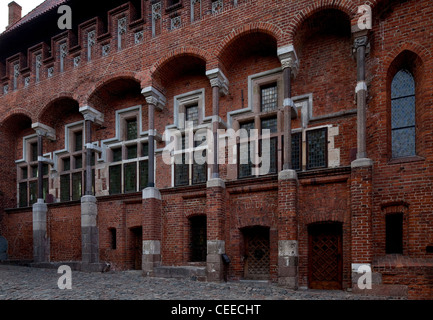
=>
[206,178,226,282]
[142,188,162,276]
[79,106,104,272]
[278,170,298,289]
[31,123,56,264]
[351,160,374,287]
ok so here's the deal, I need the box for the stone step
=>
[239,280,271,287]
[352,284,408,298]
[154,266,207,281]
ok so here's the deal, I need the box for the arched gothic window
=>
[391,69,416,158]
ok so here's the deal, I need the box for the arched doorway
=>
[242,227,270,280]
[308,222,343,290]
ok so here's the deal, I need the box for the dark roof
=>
[2,0,68,35]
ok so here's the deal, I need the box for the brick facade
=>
[0,0,432,299]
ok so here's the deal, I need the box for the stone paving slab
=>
[0,265,404,301]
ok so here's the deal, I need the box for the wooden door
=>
[190,216,207,262]
[308,223,343,290]
[244,227,270,280]
[131,227,142,270]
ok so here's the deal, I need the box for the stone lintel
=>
[351,158,373,168]
[278,169,298,181]
[142,187,162,200]
[79,105,104,125]
[207,178,226,189]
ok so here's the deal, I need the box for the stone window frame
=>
[104,106,152,195]
[58,123,95,202]
[16,135,50,208]
[232,70,284,178]
[230,69,339,179]
[169,89,209,187]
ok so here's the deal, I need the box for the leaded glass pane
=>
[43,178,48,200]
[292,133,302,171]
[109,165,122,195]
[29,181,37,206]
[142,143,149,157]
[74,155,83,169]
[21,167,28,180]
[186,105,199,127]
[260,137,277,174]
[124,162,137,193]
[238,141,254,178]
[392,127,416,158]
[261,118,278,134]
[391,96,415,129]
[72,172,82,201]
[63,158,71,171]
[112,148,122,162]
[307,129,327,169]
[126,119,138,141]
[31,143,38,162]
[42,164,49,176]
[60,174,70,202]
[391,69,416,158]
[19,182,27,208]
[193,151,207,184]
[127,145,138,160]
[74,131,83,151]
[175,153,189,186]
[391,70,415,99]
[139,161,148,190]
[31,166,38,178]
[261,84,278,112]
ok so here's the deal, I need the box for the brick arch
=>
[0,108,34,128]
[287,0,357,45]
[303,213,345,226]
[382,41,432,75]
[151,46,213,74]
[214,22,283,66]
[82,71,142,108]
[36,92,79,122]
[236,217,273,230]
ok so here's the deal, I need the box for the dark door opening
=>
[243,227,270,280]
[308,223,343,290]
[130,227,142,270]
[190,216,207,262]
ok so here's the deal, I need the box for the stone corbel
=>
[206,68,229,96]
[31,123,56,141]
[79,106,104,125]
[142,86,166,111]
[277,45,300,77]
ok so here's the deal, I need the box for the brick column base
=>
[142,187,162,276]
[33,199,49,263]
[81,195,100,270]
[278,170,298,289]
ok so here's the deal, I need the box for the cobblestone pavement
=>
[0,265,403,300]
